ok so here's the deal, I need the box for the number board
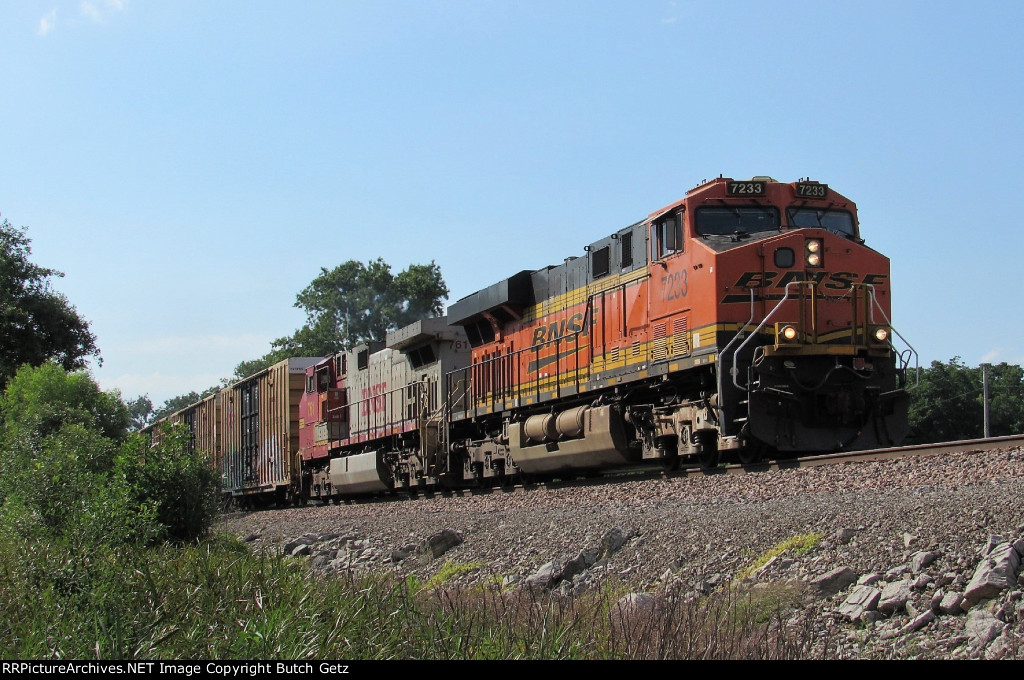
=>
[796,183,828,198]
[727,181,765,196]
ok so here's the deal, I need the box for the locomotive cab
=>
[683,177,912,458]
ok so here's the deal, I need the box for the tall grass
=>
[0,534,827,660]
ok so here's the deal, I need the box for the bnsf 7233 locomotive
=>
[155,177,914,504]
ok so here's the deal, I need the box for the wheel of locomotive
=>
[738,442,767,465]
[655,434,680,471]
[660,451,680,471]
[695,431,720,470]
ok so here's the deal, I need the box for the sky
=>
[2,1,1022,407]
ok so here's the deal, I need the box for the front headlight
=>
[778,324,799,343]
[805,239,823,267]
[870,326,890,345]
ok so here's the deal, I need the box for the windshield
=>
[787,208,856,237]
[695,206,780,236]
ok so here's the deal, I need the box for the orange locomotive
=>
[442,176,912,482]
[180,175,912,504]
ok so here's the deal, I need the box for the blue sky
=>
[2,1,1022,406]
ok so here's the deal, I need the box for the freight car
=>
[149,176,914,504]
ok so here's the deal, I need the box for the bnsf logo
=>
[531,311,588,346]
[733,271,888,289]
[721,271,888,303]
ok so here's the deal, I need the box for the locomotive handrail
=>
[726,280,807,392]
[864,284,920,389]
[716,288,757,418]
[722,281,920,395]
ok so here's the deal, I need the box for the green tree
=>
[982,362,1024,436]
[120,426,221,543]
[151,384,221,422]
[0,363,147,545]
[0,220,99,388]
[906,358,1024,443]
[0,363,220,546]
[126,394,154,431]
[233,258,447,380]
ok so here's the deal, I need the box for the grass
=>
[735,532,823,582]
[0,533,830,660]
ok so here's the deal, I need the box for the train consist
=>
[152,176,914,505]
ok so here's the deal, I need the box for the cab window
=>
[787,208,856,237]
[654,216,682,259]
[695,206,780,236]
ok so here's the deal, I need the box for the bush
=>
[0,363,218,548]
[120,426,221,543]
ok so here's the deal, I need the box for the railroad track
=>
[436,434,1024,497]
[317,434,1024,506]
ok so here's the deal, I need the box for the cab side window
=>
[655,214,683,259]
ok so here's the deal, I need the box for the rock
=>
[283,534,316,554]
[600,527,631,557]
[526,561,563,590]
[885,565,910,580]
[290,543,311,557]
[838,585,881,622]
[563,549,598,582]
[809,566,857,598]
[426,528,463,558]
[939,591,965,616]
[614,593,657,617]
[910,550,940,573]
[836,528,858,544]
[964,542,1021,607]
[878,580,912,615]
[901,609,936,634]
[985,631,1013,660]
[930,589,944,613]
[903,532,918,548]
[982,535,1004,557]
[858,573,882,586]
[912,573,933,591]
[966,609,1005,649]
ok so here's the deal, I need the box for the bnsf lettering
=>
[777,271,828,287]
[360,382,387,416]
[731,271,887,290]
[735,271,778,288]
[531,312,586,346]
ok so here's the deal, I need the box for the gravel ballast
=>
[216,446,1024,659]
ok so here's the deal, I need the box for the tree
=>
[0,363,220,546]
[906,358,1024,443]
[0,220,100,389]
[150,384,221,423]
[294,258,447,347]
[232,258,448,380]
[125,394,154,431]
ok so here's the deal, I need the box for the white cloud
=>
[80,1,101,22]
[101,371,229,405]
[981,348,1004,364]
[37,9,57,36]
[81,0,126,23]
[118,332,274,357]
